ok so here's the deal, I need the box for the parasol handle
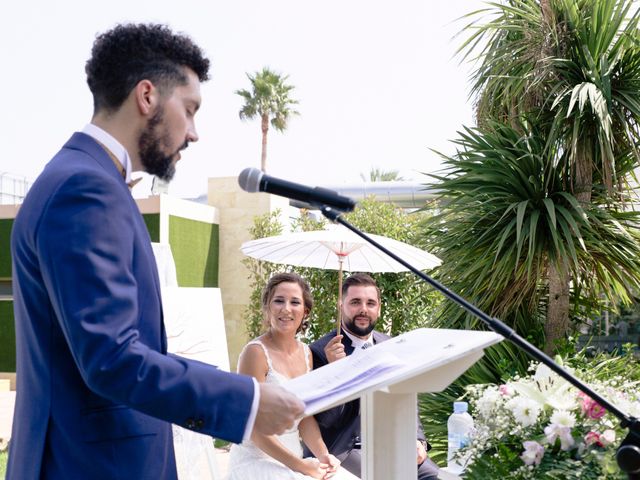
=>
[337,257,343,336]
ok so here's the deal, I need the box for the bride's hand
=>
[317,453,340,479]
[298,457,328,479]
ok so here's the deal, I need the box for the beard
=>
[138,107,186,182]
[342,312,377,337]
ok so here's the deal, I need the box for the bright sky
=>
[0,0,485,198]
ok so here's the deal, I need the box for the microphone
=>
[238,168,356,212]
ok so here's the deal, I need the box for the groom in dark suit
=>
[8,23,303,480]
[308,273,440,479]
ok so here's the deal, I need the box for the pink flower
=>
[584,431,600,446]
[580,395,606,419]
[584,429,616,448]
[600,429,616,446]
[498,384,513,397]
[586,402,606,420]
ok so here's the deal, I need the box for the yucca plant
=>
[456,0,640,352]
[419,0,640,467]
[419,121,638,465]
[426,121,640,333]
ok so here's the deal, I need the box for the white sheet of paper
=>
[283,328,503,415]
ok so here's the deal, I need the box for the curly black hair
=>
[85,23,210,113]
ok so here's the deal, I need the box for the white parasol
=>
[241,225,441,334]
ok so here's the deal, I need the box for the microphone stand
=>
[320,205,640,478]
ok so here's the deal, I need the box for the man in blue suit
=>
[8,23,303,479]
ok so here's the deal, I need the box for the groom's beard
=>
[342,312,377,337]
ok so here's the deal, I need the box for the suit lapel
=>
[65,132,166,349]
[65,132,129,189]
[340,331,356,356]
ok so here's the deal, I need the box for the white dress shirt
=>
[342,327,374,350]
[82,123,133,183]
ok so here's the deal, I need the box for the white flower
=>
[520,440,545,466]
[510,372,577,411]
[600,429,616,446]
[533,363,556,384]
[477,387,502,417]
[544,423,575,451]
[507,397,541,427]
[627,401,640,419]
[550,410,576,428]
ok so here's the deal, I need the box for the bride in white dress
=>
[227,273,356,480]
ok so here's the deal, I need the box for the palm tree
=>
[236,67,299,172]
[431,0,640,354]
[360,167,405,182]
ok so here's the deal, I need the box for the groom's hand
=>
[416,440,428,464]
[324,335,346,363]
[253,383,304,436]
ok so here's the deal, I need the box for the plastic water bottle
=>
[447,401,474,473]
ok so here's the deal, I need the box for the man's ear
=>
[134,79,159,116]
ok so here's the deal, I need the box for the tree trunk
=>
[574,142,593,206]
[545,259,570,354]
[540,0,553,27]
[541,0,593,353]
[261,114,269,172]
[545,140,593,353]
[538,0,572,355]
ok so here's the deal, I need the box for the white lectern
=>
[284,328,502,480]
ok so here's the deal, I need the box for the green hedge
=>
[0,301,15,372]
[142,213,160,243]
[0,219,13,279]
[169,215,219,287]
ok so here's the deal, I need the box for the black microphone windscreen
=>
[238,168,263,193]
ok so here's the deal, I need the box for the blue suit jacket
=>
[8,133,255,479]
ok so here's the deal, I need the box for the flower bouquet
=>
[460,358,640,479]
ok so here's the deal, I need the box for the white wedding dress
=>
[226,340,356,480]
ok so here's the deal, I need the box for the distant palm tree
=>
[236,67,299,172]
[360,167,405,182]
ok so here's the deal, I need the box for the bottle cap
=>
[453,401,468,413]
